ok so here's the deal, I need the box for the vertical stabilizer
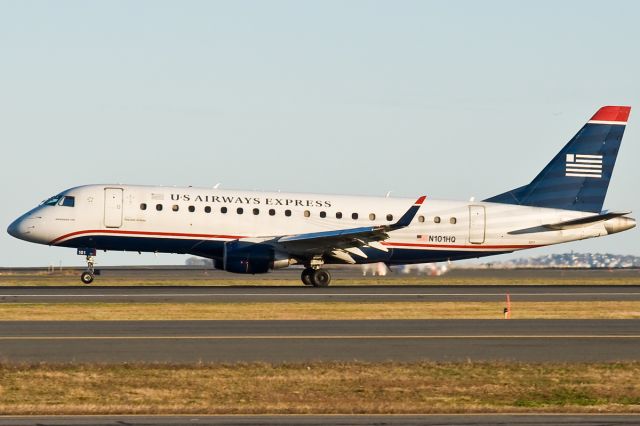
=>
[484,106,630,213]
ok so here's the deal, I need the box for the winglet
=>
[391,196,426,229]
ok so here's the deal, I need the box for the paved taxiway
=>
[2,285,640,303]
[2,414,639,425]
[1,319,638,363]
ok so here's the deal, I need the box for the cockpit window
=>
[42,195,62,206]
[59,196,75,207]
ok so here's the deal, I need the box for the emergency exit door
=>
[468,205,485,244]
[104,188,123,228]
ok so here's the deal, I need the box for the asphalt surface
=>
[2,285,640,303]
[2,414,640,425]
[1,319,638,363]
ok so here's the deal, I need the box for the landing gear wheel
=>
[311,269,331,287]
[79,251,97,285]
[80,271,94,285]
[301,268,314,286]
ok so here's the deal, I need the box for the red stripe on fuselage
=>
[382,241,542,250]
[50,229,246,245]
[51,229,542,252]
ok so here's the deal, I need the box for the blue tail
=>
[484,106,630,213]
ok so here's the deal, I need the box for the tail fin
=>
[484,106,630,213]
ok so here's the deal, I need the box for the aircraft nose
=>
[7,218,21,239]
[7,214,39,242]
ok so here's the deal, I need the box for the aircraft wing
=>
[272,196,426,262]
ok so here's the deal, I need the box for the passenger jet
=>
[7,106,636,286]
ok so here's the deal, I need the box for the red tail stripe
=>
[590,106,631,122]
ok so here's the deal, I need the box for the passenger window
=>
[320,211,326,218]
[369,213,376,220]
[140,203,147,211]
[221,207,227,214]
[188,206,195,213]
[304,210,310,218]
[386,214,393,221]
[253,208,259,215]
[60,196,75,207]
[434,216,441,223]
[336,212,343,219]
[156,204,163,211]
[172,205,179,212]
[204,206,211,213]
[450,217,457,224]
[269,209,276,216]
[237,207,244,215]
[352,213,358,220]
[285,209,292,217]
[418,215,425,223]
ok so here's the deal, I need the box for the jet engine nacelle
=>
[219,241,292,274]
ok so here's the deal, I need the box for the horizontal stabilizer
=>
[542,211,631,230]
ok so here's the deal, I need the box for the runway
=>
[2,414,639,425]
[1,319,638,363]
[2,284,640,303]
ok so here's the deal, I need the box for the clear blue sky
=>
[1,1,638,267]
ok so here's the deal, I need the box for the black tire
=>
[311,269,331,287]
[80,272,94,285]
[301,268,314,286]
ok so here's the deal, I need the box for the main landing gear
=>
[78,248,97,285]
[301,267,332,287]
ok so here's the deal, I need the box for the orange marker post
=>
[504,293,511,319]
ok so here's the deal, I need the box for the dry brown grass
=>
[0,362,639,414]
[0,301,638,320]
[1,270,639,287]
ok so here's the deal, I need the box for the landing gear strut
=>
[301,267,332,287]
[78,248,97,285]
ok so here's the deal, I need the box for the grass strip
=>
[0,301,639,320]
[1,274,639,287]
[0,362,639,414]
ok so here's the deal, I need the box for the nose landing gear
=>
[80,268,94,285]
[78,248,97,285]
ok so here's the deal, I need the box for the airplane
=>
[7,106,636,286]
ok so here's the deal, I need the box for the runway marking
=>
[1,335,639,340]
[2,292,640,298]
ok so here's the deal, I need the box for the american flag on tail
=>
[565,154,602,178]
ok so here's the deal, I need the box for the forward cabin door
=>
[468,205,486,244]
[104,188,124,228]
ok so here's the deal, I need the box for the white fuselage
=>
[8,184,628,266]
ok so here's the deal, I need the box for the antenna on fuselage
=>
[385,191,392,198]
[213,183,221,189]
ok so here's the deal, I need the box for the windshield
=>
[41,194,63,206]
[59,196,75,207]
